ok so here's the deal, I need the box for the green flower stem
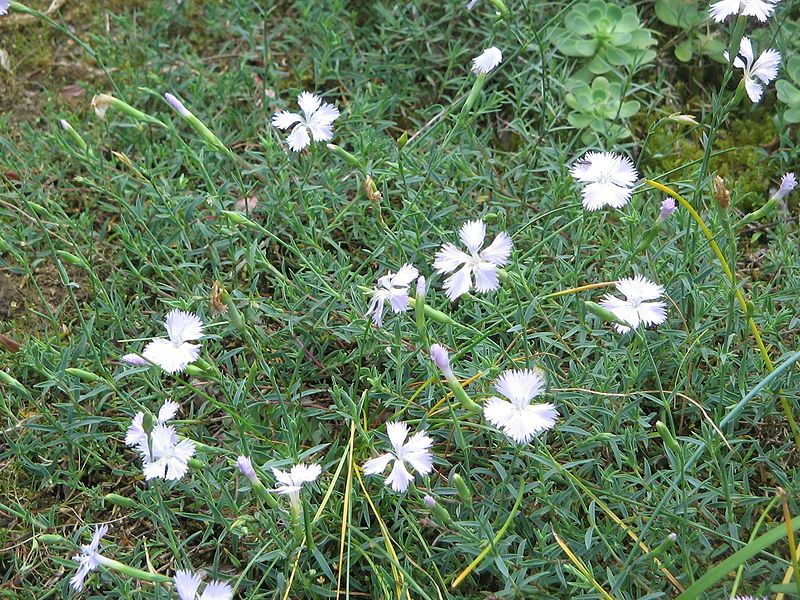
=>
[59,120,89,153]
[736,197,778,229]
[460,75,486,117]
[407,298,456,325]
[251,480,281,511]
[414,283,428,348]
[444,373,482,414]
[96,556,172,584]
[451,477,524,588]
[695,14,747,199]
[488,0,509,17]
[645,179,800,447]
[181,113,234,158]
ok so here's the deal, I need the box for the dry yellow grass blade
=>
[335,420,356,600]
[552,529,616,600]
[356,470,409,600]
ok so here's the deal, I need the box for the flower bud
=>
[164,92,191,117]
[655,420,680,454]
[452,473,473,508]
[430,344,452,378]
[423,495,436,508]
[56,250,89,269]
[659,197,676,220]
[142,412,155,436]
[58,118,88,152]
[326,143,361,167]
[713,176,730,209]
[237,456,258,483]
[104,493,137,509]
[65,367,102,383]
[775,172,797,201]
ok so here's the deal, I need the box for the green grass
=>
[2,0,800,598]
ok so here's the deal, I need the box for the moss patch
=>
[644,109,779,212]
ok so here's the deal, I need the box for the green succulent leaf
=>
[675,39,694,62]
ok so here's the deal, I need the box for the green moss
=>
[643,110,778,211]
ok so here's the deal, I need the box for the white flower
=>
[139,424,196,481]
[433,220,512,301]
[365,263,419,327]
[125,400,180,447]
[775,172,796,201]
[570,151,638,211]
[271,92,340,152]
[466,0,479,9]
[472,47,503,75]
[0,1,9,16]
[125,309,204,374]
[484,369,558,444]
[599,275,668,334]
[272,463,322,508]
[70,524,108,592]
[725,37,781,103]
[175,569,233,600]
[709,0,778,22]
[91,94,113,119]
[363,421,433,493]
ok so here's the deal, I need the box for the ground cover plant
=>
[2,0,800,598]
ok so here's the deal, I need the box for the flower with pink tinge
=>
[484,369,558,444]
[237,456,257,483]
[775,172,796,201]
[433,220,512,301]
[164,93,191,117]
[659,198,677,220]
[363,421,433,493]
[429,344,453,378]
[272,92,340,152]
[599,275,668,334]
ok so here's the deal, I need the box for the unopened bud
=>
[104,493,137,509]
[164,93,191,117]
[430,344,452,378]
[655,421,680,454]
[142,412,155,435]
[452,473,473,508]
[713,176,730,209]
[237,456,258,483]
[659,197,676,220]
[326,143,361,167]
[65,368,102,383]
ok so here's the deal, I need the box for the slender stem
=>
[778,487,800,599]
[644,179,800,447]
[451,478,525,588]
